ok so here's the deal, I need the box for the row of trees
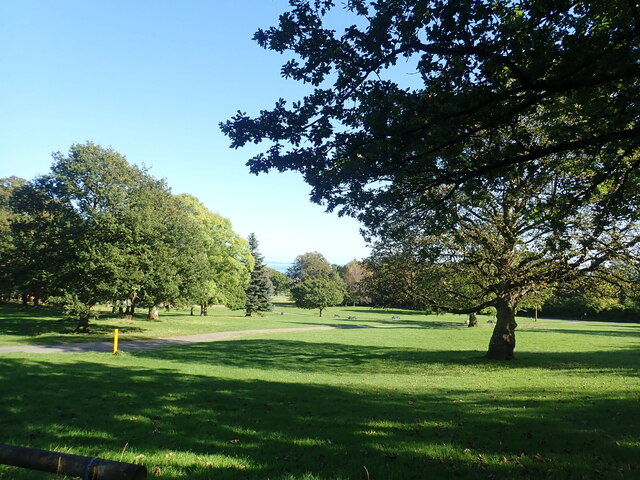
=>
[0,143,254,330]
[0,145,368,326]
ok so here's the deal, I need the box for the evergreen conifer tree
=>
[245,233,273,316]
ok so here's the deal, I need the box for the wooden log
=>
[0,444,146,480]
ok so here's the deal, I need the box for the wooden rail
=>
[0,444,147,480]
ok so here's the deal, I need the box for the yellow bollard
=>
[113,329,119,354]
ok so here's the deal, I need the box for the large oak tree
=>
[9,143,141,327]
[222,1,640,358]
[177,194,253,315]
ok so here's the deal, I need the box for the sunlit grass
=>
[0,300,477,346]
[0,303,639,478]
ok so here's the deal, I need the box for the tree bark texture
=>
[486,296,517,360]
[124,300,136,320]
[0,443,147,480]
[74,311,90,333]
[147,306,159,320]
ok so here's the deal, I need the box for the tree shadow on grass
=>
[0,354,638,479]
[0,304,145,344]
[0,304,66,337]
[135,339,640,377]
[291,318,467,329]
[520,326,640,339]
[340,308,432,317]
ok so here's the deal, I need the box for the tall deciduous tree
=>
[266,267,291,295]
[341,260,369,306]
[176,194,252,315]
[365,136,640,358]
[0,177,26,299]
[127,182,204,320]
[9,143,144,328]
[222,1,640,358]
[289,252,345,316]
[363,242,433,311]
[290,277,344,317]
[245,233,273,316]
[288,252,334,282]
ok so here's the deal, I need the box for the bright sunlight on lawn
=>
[1,302,639,479]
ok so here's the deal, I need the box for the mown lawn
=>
[0,302,638,479]
[0,300,449,346]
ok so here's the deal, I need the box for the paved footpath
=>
[0,324,387,354]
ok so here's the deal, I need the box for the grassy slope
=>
[0,303,638,479]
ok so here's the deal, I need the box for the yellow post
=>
[113,329,119,354]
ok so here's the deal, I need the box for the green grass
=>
[0,302,639,479]
[0,300,454,346]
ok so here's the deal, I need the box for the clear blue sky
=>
[0,0,371,265]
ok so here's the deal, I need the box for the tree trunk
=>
[147,305,159,320]
[33,296,40,308]
[123,294,137,320]
[21,294,28,307]
[486,296,518,360]
[467,312,478,327]
[319,307,324,317]
[74,311,90,333]
[123,303,136,320]
[190,306,194,316]
[200,304,208,316]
